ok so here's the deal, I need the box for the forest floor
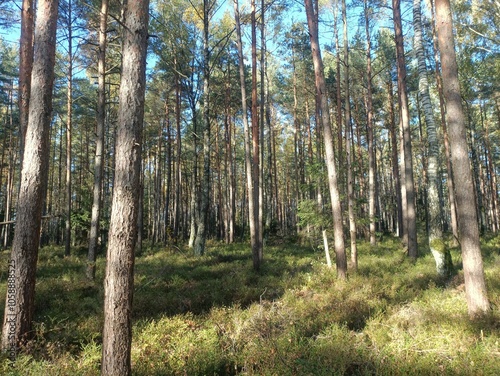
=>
[0,233,499,375]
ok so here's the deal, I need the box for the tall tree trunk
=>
[393,0,418,258]
[250,0,262,269]
[18,0,34,166]
[364,0,376,246]
[305,0,347,279]
[430,0,458,242]
[387,78,403,237]
[234,0,260,269]
[414,0,452,276]
[482,105,499,233]
[87,0,108,280]
[174,73,182,240]
[194,0,211,256]
[334,2,342,173]
[1,0,59,355]
[188,100,198,249]
[101,1,149,374]
[434,0,490,318]
[342,0,357,268]
[65,0,73,256]
[259,0,265,250]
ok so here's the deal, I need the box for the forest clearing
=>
[0,0,498,374]
[0,236,499,375]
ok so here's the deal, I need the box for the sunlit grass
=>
[0,235,498,375]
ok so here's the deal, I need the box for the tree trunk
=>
[65,0,73,256]
[234,0,260,269]
[101,1,149,374]
[305,0,347,279]
[18,0,34,166]
[87,0,108,280]
[434,0,490,318]
[364,0,376,246]
[342,0,357,269]
[429,0,458,242]
[414,0,452,276]
[1,0,59,355]
[393,0,418,258]
[194,0,211,256]
[250,0,262,269]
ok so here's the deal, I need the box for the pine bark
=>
[101,1,149,374]
[305,0,347,279]
[88,0,108,279]
[194,0,211,256]
[342,0,357,268]
[1,0,59,354]
[250,0,262,269]
[18,0,34,163]
[434,0,490,317]
[430,0,458,242]
[393,0,418,258]
[65,0,73,257]
[364,0,376,246]
[234,0,260,270]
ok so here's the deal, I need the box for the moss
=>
[430,238,448,254]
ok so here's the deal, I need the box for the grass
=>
[0,234,499,375]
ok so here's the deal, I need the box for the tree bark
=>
[1,0,59,355]
[364,0,376,246]
[87,0,108,280]
[430,0,458,242]
[305,0,347,279]
[435,0,490,317]
[393,0,418,258]
[342,0,357,269]
[18,0,34,165]
[193,0,211,256]
[101,1,149,374]
[234,0,260,270]
[250,0,262,269]
[65,0,73,257]
[414,0,452,276]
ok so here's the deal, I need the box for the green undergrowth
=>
[0,235,499,375]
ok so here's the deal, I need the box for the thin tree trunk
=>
[305,0,347,279]
[65,0,73,256]
[194,0,211,256]
[342,0,357,268]
[364,0,376,246]
[387,79,403,237]
[1,0,59,355]
[393,0,418,258]
[234,0,260,269]
[3,87,15,248]
[174,73,182,240]
[434,0,490,318]
[101,1,149,374]
[250,0,262,269]
[87,0,108,280]
[483,105,499,233]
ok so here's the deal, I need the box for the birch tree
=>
[413,0,452,276]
